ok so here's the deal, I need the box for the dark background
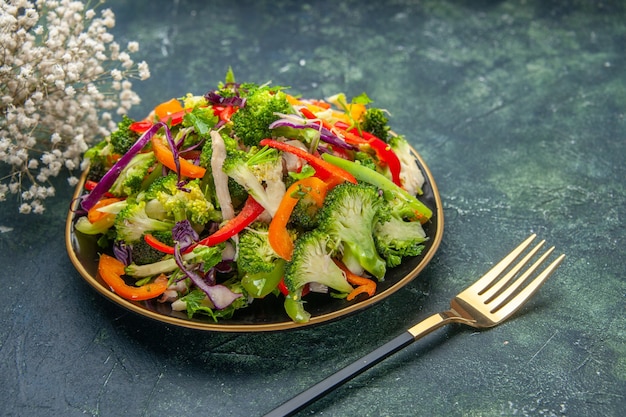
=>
[1,1,624,416]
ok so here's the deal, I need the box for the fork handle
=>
[263,313,450,417]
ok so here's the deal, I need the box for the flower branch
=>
[0,0,150,213]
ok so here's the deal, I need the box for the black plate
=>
[65,147,443,332]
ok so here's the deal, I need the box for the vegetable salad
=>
[74,69,433,323]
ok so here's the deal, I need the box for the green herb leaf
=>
[225,66,236,84]
[288,165,316,180]
[183,107,218,137]
[180,289,218,320]
[352,92,372,105]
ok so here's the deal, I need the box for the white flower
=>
[0,0,150,214]
[138,61,150,80]
[32,202,45,214]
[19,203,32,214]
[110,69,122,81]
[127,41,139,53]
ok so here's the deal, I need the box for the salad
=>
[74,69,433,324]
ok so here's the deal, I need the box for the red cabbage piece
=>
[81,122,169,211]
[173,245,241,310]
[204,90,247,108]
[269,119,357,150]
[172,220,198,252]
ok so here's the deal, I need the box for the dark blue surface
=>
[1,1,624,416]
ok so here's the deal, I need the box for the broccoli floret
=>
[353,151,378,172]
[222,146,285,216]
[114,200,175,243]
[237,224,281,275]
[142,173,221,224]
[109,151,156,197]
[83,139,115,182]
[283,229,353,295]
[387,134,425,197]
[374,201,427,267]
[130,238,168,265]
[109,115,140,155]
[361,107,390,142]
[150,229,174,246]
[321,153,432,223]
[199,132,237,169]
[237,223,287,298]
[316,182,387,280]
[289,192,322,231]
[231,85,291,147]
[227,178,249,208]
[182,93,209,110]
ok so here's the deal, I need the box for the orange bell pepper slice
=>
[334,260,377,301]
[151,135,206,179]
[154,98,184,120]
[97,253,168,301]
[268,177,330,261]
[87,197,123,224]
[130,99,192,133]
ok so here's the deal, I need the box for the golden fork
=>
[264,234,565,417]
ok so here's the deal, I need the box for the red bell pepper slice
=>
[195,196,265,248]
[130,109,194,134]
[129,120,154,134]
[299,109,402,187]
[299,107,336,132]
[144,196,266,255]
[334,121,402,187]
[278,278,310,297]
[84,180,116,197]
[163,108,192,126]
[144,233,176,255]
[213,105,238,123]
[259,139,357,185]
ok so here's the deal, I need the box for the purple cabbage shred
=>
[173,220,198,252]
[113,240,133,266]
